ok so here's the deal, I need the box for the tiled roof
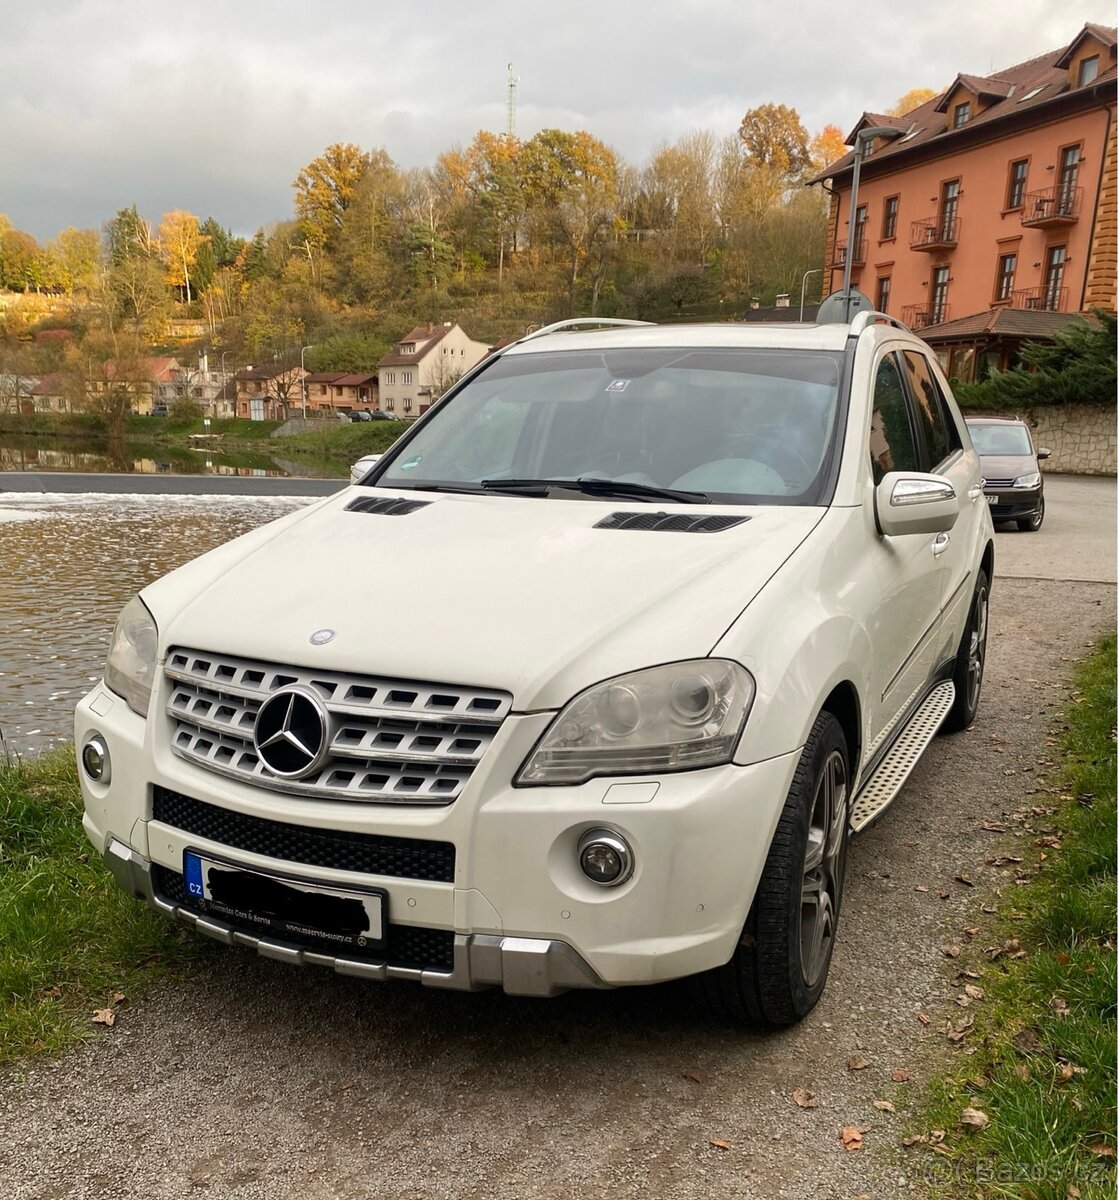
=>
[103,356,180,382]
[334,373,378,386]
[917,307,1086,342]
[30,372,65,396]
[378,323,453,367]
[235,364,297,381]
[815,23,1117,183]
[303,371,348,384]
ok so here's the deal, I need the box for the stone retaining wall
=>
[269,418,344,438]
[965,405,1116,476]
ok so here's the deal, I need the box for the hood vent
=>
[595,511,750,533]
[346,496,430,516]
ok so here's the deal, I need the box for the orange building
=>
[812,23,1116,380]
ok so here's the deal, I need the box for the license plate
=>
[183,851,385,948]
[987,495,999,507]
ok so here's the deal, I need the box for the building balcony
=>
[910,218,960,251]
[1020,186,1081,228]
[1008,285,1068,312]
[829,239,865,268]
[901,304,949,329]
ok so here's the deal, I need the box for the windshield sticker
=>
[606,379,630,393]
[399,455,423,471]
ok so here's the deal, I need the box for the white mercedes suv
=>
[76,310,993,1026]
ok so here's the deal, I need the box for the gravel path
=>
[2,483,1114,1200]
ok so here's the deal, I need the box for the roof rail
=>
[849,310,913,335]
[519,317,655,342]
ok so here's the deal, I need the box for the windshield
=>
[373,347,845,505]
[968,423,1033,457]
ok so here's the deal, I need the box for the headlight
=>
[517,660,755,786]
[104,595,158,717]
[1014,472,1041,488]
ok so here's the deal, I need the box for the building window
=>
[930,266,950,324]
[1043,245,1067,310]
[876,276,891,313]
[940,179,960,240]
[1057,145,1081,214]
[952,101,971,129]
[1078,55,1099,86]
[386,398,394,410]
[881,196,899,239]
[402,343,415,354]
[853,205,867,260]
[995,253,1016,302]
[1006,159,1028,209]
[403,398,413,412]
[402,371,413,385]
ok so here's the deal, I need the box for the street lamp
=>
[799,268,822,323]
[300,344,314,419]
[219,351,232,419]
[840,125,903,320]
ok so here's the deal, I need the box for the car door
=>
[899,349,983,667]
[863,350,948,751]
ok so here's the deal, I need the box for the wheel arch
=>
[820,681,862,775]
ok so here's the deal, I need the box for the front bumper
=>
[100,836,602,996]
[985,485,1042,520]
[78,681,801,994]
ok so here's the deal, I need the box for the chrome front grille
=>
[983,478,1016,489]
[164,647,512,805]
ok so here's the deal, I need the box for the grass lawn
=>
[0,747,196,1067]
[915,636,1116,1198]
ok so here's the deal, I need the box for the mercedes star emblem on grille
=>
[309,628,336,645]
[253,686,329,778]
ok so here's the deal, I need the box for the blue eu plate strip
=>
[183,851,204,899]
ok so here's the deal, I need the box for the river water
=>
[0,490,311,757]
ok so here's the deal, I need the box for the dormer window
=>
[952,101,971,128]
[402,343,415,354]
[1078,55,1100,86]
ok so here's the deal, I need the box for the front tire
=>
[1017,495,1044,532]
[942,568,989,732]
[698,712,849,1026]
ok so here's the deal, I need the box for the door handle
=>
[932,532,950,557]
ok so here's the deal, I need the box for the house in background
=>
[377,322,490,417]
[811,22,1116,381]
[88,357,181,416]
[234,364,304,420]
[303,371,380,415]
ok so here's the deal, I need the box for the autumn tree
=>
[333,149,406,305]
[105,205,156,266]
[809,124,847,175]
[521,129,621,315]
[0,222,43,291]
[738,103,811,181]
[293,143,372,255]
[889,88,939,116]
[158,210,208,303]
[47,227,101,294]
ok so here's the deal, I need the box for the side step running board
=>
[849,681,956,834]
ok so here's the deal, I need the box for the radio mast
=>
[506,62,519,138]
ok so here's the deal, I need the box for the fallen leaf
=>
[981,822,1007,832]
[1013,1028,1043,1055]
[964,984,985,1001]
[954,875,975,887]
[939,891,951,900]
[872,1099,896,1113]
[840,1126,865,1151]
[960,1107,989,1131]
[682,1070,704,1084]
[917,1012,931,1026]
[946,1015,974,1042]
[1015,1064,1031,1082]
[941,945,962,959]
[902,1133,927,1146]
[847,1055,871,1071]
[981,904,997,914]
[1067,1184,1082,1199]
[708,1139,731,1152]
[891,1068,912,1083]
[110,990,126,1004]
[1049,996,1069,1017]
[914,885,929,893]
[1086,1143,1116,1159]
[1056,1063,1076,1083]
[929,1129,946,1145]
[792,1087,817,1109]
[91,1008,115,1027]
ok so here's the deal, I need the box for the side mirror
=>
[1037,447,1051,460]
[875,471,960,537]
[350,454,381,485]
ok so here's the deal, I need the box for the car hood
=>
[978,453,1037,481]
[150,489,825,710]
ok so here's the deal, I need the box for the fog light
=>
[577,829,633,887]
[81,736,111,783]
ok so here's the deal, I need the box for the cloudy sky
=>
[2,0,1113,241]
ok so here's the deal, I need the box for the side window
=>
[869,354,919,485]
[900,351,961,468]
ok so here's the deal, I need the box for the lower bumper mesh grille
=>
[151,787,455,883]
[152,865,455,972]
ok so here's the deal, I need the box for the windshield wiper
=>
[479,477,710,504]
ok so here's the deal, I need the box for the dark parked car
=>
[349,410,373,422]
[966,417,1049,532]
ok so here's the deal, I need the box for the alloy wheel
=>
[800,749,848,989]
[966,585,989,711]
